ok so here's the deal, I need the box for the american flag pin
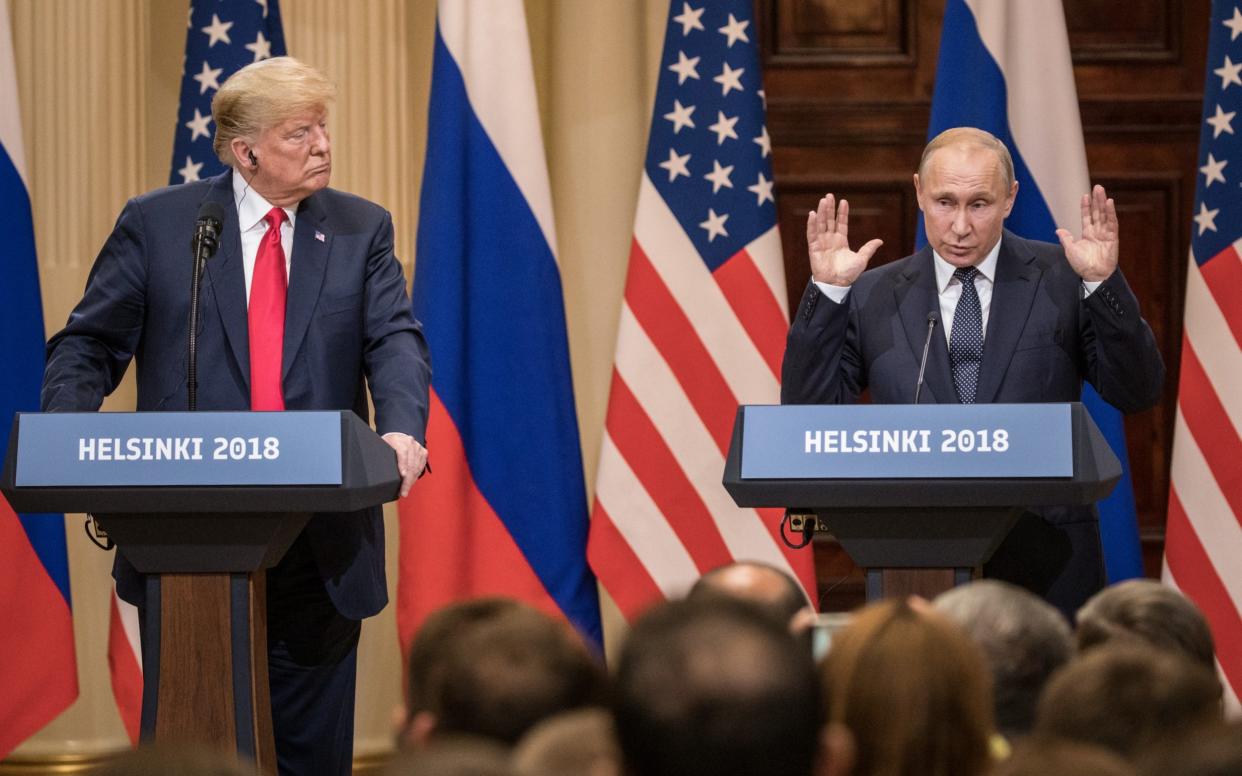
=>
[315,230,325,242]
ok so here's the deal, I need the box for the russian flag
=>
[397,0,603,651]
[0,1,79,757]
[925,0,1144,582]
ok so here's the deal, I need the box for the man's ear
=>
[398,710,439,750]
[816,722,856,776]
[230,137,254,169]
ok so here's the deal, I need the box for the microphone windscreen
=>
[197,201,226,230]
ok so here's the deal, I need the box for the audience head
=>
[687,561,812,628]
[511,708,620,776]
[413,601,605,747]
[1138,720,1242,776]
[1033,643,1223,761]
[383,737,516,776]
[1076,579,1216,670]
[820,598,993,776]
[933,579,1073,738]
[407,598,523,717]
[613,597,825,776]
[992,739,1136,776]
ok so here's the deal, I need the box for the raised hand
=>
[806,194,884,287]
[1055,184,1119,283]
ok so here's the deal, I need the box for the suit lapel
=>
[202,171,251,387]
[975,231,1042,403]
[897,248,955,404]
[283,192,332,380]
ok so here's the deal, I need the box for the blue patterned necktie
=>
[950,266,983,404]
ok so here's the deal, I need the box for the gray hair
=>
[919,126,1016,189]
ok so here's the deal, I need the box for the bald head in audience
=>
[687,561,813,631]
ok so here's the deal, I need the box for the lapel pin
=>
[315,230,325,242]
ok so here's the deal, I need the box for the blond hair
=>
[211,56,335,167]
[919,127,1015,189]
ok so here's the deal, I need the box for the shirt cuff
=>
[1082,279,1103,297]
[813,279,851,304]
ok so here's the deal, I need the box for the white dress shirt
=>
[233,171,296,303]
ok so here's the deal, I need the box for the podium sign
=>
[15,411,343,487]
[739,403,1073,480]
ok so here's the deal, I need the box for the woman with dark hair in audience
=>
[819,598,994,776]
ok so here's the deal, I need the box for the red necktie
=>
[249,207,287,410]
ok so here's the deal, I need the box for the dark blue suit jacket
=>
[42,171,431,620]
[780,230,1164,612]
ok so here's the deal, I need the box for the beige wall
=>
[7,0,668,763]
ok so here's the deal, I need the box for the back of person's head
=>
[95,745,257,776]
[687,561,810,626]
[821,598,993,776]
[431,604,606,746]
[934,579,1073,738]
[1076,580,1216,670]
[511,707,619,776]
[1033,643,1223,760]
[1138,721,1242,776]
[992,739,1136,776]
[407,597,524,715]
[613,597,822,776]
[383,736,516,776]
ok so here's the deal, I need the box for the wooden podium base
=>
[865,568,975,601]
[141,572,277,775]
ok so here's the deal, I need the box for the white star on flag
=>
[193,60,223,94]
[1194,201,1220,234]
[178,156,204,183]
[658,148,692,182]
[713,62,745,96]
[672,3,705,36]
[245,30,273,62]
[1208,103,1237,138]
[1201,153,1228,187]
[185,109,213,141]
[704,159,734,193]
[698,208,729,241]
[753,126,771,157]
[668,51,701,85]
[708,111,739,145]
[663,100,696,133]
[718,13,750,47]
[747,172,774,205]
[1226,6,1242,40]
[201,13,234,47]
[1216,55,1242,90]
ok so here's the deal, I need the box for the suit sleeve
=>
[361,211,431,443]
[1080,268,1165,414]
[41,198,148,412]
[780,281,865,404]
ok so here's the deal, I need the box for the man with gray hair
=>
[781,126,1164,617]
[42,57,430,775]
[934,579,1074,740]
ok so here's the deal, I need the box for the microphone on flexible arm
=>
[188,201,226,411]
[914,311,939,404]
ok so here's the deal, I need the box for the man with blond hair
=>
[781,127,1163,616]
[42,57,430,775]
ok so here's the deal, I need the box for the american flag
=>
[106,0,288,744]
[169,0,286,186]
[586,0,816,619]
[1164,0,1242,713]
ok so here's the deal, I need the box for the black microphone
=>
[914,310,939,404]
[188,201,226,411]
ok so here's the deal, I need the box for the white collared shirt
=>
[232,171,296,303]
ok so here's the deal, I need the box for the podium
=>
[723,403,1121,600]
[1,410,401,774]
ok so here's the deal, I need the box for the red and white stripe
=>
[588,174,817,621]
[1164,246,1242,712]
[108,590,142,743]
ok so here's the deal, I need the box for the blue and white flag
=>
[400,0,603,651]
[0,0,78,757]
[170,0,286,185]
[924,0,1144,582]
